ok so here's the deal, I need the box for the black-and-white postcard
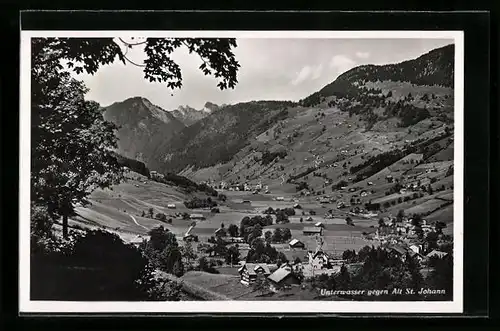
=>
[20,30,464,314]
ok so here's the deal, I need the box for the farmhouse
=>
[307,250,330,269]
[167,203,176,209]
[267,264,301,292]
[130,235,146,247]
[183,234,198,242]
[303,227,323,236]
[276,196,285,201]
[409,250,425,262]
[426,250,449,259]
[214,228,226,237]
[388,244,408,260]
[315,222,324,228]
[183,224,199,242]
[289,238,305,249]
[223,237,245,244]
[189,214,206,220]
[238,263,271,286]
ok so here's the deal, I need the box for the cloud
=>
[329,55,356,75]
[355,51,370,59]
[311,63,323,80]
[290,63,324,85]
[291,66,312,85]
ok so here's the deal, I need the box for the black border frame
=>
[1,8,495,330]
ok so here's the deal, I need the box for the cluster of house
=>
[386,243,449,263]
[238,261,302,292]
[149,170,165,181]
[204,180,270,194]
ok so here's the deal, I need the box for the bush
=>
[184,197,218,209]
[31,230,166,301]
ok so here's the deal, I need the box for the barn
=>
[288,238,305,249]
[238,263,271,286]
[267,264,301,292]
[303,227,323,236]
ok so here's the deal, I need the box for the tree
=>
[264,230,273,244]
[272,228,282,243]
[31,37,240,239]
[227,224,239,237]
[378,218,385,228]
[148,208,154,218]
[397,209,405,223]
[141,211,146,217]
[225,245,240,266]
[428,184,434,195]
[425,255,453,300]
[247,224,263,245]
[336,264,351,290]
[435,221,447,234]
[31,66,123,239]
[155,213,167,222]
[425,232,439,252]
[181,240,197,268]
[281,228,292,242]
[141,226,184,276]
[345,217,354,226]
[342,249,357,263]
[253,275,270,296]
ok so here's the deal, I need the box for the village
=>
[126,171,453,298]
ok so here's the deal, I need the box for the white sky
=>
[74,38,453,110]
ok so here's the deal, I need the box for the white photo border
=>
[19,30,464,314]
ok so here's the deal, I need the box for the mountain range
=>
[102,44,455,191]
[171,101,222,126]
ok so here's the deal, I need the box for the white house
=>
[167,203,176,209]
[409,244,422,254]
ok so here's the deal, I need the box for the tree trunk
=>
[62,213,69,239]
[62,199,71,239]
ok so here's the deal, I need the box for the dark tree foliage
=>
[227,224,239,237]
[31,229,177,301]
[295,181,309,192]
[225,245,241,265]
[152,172,218,196]
[239,215,273,243]
[261,150,287,166]
[114,153,150,177]
[246,239,288,264]
[426,255,453,300]
[140,226,184,277]
[184,197,218,209]
[335,246,426,300]
[287,166,317,182]
[31,54,123,238]
[271,228,292,243]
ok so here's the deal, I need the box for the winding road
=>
[129,214,148,231]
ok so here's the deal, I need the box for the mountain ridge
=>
[102,96,185,164]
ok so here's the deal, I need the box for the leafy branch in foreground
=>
[31,37,241,238]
